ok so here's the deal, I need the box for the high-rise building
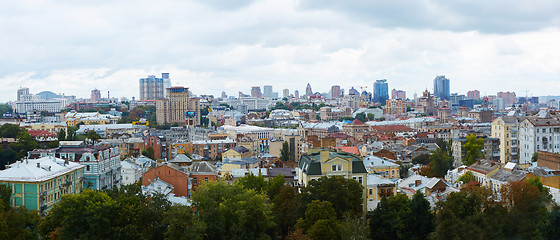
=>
[384,99,407,116]
[294,90,300,99]
[91,89,101,102]
[283,89,289,98]
[17,87,29,101]
[497,92,517,106]
[221,91,227,99]
[263,85,273,98]
[139,74,168,100]
[162,73,171,90]
[433,75,450,100]
[156,87,200,126]
[467,90,480,99]
[391,89,406,100]
[251,87,262,98]
[306,83,313,96]
[373,79,389,103]
[331,85,341,98]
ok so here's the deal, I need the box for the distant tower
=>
[294,90,300,99]
[306,83,313,96]
[221,91,227,99]
[251,87,262,98]
[139,74,165,100]
[373,79,389,103]
[283,89,290,98]
[263,85,273,98]
[433,75,450,100]
[331,85,341,98]
[17,87,29,101]
[162,73,171,90]
[91,89,101,102]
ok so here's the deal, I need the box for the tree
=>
[299,176,363,219]
[280,141,290,162]
[66,126,78,141]
[57,129,66,141]
[462,134,484,165]
[0,124,23,138]
[367,113,375,121]
[428,148,453,178]
[85,130,101,141]
[192,181,275,240]
[163,205,206,240]
[409,192,433,240]
[531,152,539,162]
[141,147,155,159]
[274,185,298,240]
[339,213,369,240]
[458,171,476,184]
[412,154,430,165]
[296,200,339,240]
[355,113,367,122]
[0,184,10,211]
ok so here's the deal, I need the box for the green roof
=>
[298,150,367,176]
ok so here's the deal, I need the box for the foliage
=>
[0,103,12,116]
[192,181,275,240]
[299,176,363,219]
[0,205,40,240]
[367,113,375,121]
[84,130,102,140]
[296,200,340,240]
[280,141,290,162]
[412,154,430,165]
[339,213,369,240]
[0,123,24,138]
[0,130,40,169]
[237,173,286,201]
[57,129,66,141]
[163,205,206,240]
[423,148,453,178]
[141,146,155,159]
[458,171,476,184]
[462,134,484,166]
[274,185,298,239]
[66,126,78,141]
[368,192,433,240]
[532,152,539,162]
[355,113,367,122]
[399,164,410,179]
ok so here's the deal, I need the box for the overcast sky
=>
[2,0,560,102]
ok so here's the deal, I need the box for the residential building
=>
[251,86,262,98]
[139,74,166,100]
[156,86,201,126]
[433,75,450,100]
[363,155,400,178]
[191,139,237,160]
[28,143,121,190]
[416,89,436,115]
[331,85,341,98]
[263,85,273,98]
[452,136,500,166]
[491,116,519,164]
[121,160,142,185]
[366,174,397,210]
[142,164,190,197]
[283,89,289,98]
[384,99,407,116]
[467,90,480,100]
[465,159,502,185]
[319,107,352,121]
[519,112,560,164]
[0,156,84,216]
[373,79,389,103]
[91,89,101,102]
[64,111,120,127]
[468,108,494,123]
[391,89,406,100]
[189,161,218,190]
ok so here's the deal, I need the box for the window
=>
[192,178,197,185]
[331,164,342,171]
[369,189,373,196]
[205,177,209,182]
[358,177,363,184]
[86,165,90,171]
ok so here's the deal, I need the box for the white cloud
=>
[0,0,559,102]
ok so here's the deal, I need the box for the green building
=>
[0,156,85,216]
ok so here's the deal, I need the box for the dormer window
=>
[331,164,342,171]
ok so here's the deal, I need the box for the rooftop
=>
[0,156,84,182]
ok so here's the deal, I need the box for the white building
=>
[121,160,142,185]
[519,112,560,164]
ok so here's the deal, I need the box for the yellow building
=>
[64,111,120,127]
[0,156,84,216]
[363,155,400,178]
[170,142,193,157]
[222,146,251,160]
[491,116,519,164]
[366,174,397,210]
[21,123,67,135]
[297,149,368,211]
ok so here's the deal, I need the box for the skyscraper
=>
[373,79,389,103]
[306,83,313,96]
[433,75,450,100]
[467,90,480,99]
[294,90,300,99]
[139,74,167,100]
[91,89,101,102]
[263,85,273,98]
[283,89,289,98]
[251,87,262,98]
[156,86,200,126]
[331,85,341,98]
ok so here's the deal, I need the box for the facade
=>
[468,108,494,123]
[283,89,289,98]
[319,107,352,121]
[519,114,560,164]
[263,85,273,98]
[363,155,400,178]
[491,116,519,164]
[139,73,169,100]
[142,164,190,197]
[416,90,436,115]
[121,160,142,185]
[156,86,201,126]
[29,144,121,190]
[391,89,406,100]
[331,85,341,98]
[467,90,480,99]
[433,75,450,100]
[366,174,397,210]
[373,79,389,103]
[91,89,101,102]
[191,139,237,160]
[452,136,501,166]
[384,99,407,116]
[0,156,84,216]
[251,86,262,98]
[189,161,219,190]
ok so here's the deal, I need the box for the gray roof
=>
[489,169,527,182]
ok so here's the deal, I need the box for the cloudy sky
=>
[1,0,560,102]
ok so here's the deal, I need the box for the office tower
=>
[294,90,300,99]
[156,87,200,126]
[467,90,480,99]
[91,89,101,102]
[17,87,29,101]
[283,89,289,98]
[331,85,341,98]
[139,74,167,100]
[433,75,450,100]
[373,79,389,103]
[391,89,406,100]
[162,73,171,90]
[306,83,313,96]
[263,85,273,98]
[251,87,262,98]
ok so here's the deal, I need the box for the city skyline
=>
[2,0,560,102]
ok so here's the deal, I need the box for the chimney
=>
[320,149,330,162]
[415,180,422,187]
[37,163,40,168]
[65,158,69,166]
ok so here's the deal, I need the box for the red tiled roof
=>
[372,125,413,132]
[351,119,365,125]
[335,146,361,156]
[28,130,56,138]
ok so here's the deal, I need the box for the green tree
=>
[0,207,40,240]
[410,192,433,240]
[0,123,23,138]
[355,113,367,122]
[429,148,453,178]
[0,184,10,211]
[85,130,102,140]
[57,129,66,141]
[280,141,290,162]
[367,113,375,121]
[458,171,476,184]
[163,205,206,240]
[412,154,430,165]
[66,126,78,141]
[274,185,298,240]
[462,134,484,165]
[339,213,369,240]
[296,200,339,240]
[141,146,155,159]
[192,181,275,240]
[299,176,363,219]
[368,194,412,240]
[531,152,539,162]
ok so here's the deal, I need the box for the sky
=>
[1,0,560,102]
